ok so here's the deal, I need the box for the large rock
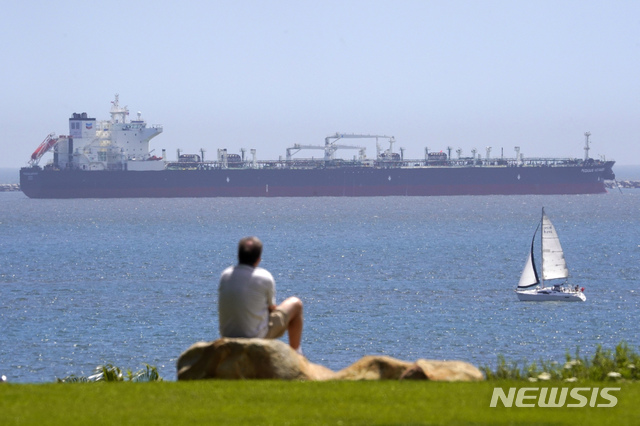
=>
[399,359,484,381]
[177,338,334,381]
[177,338,484,382]
[334,355,414,380]
[334,356,483,381]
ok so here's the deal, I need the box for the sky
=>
[1,0,639,168]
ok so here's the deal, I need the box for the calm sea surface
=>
[1,186,639,382]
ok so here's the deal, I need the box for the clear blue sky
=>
[2,0,638,168]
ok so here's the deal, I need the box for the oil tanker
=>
[19,96,615,198]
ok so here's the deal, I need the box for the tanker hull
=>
[20,164,612,199]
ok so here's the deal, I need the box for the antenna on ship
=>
[110,94,129,124]
[584,131,591,160]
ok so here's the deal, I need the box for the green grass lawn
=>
[2,380,639,425]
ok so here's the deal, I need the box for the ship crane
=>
[326,144,366,161]
[286,143,366,161]
[286,144,325,161]
[325,133,395,160]
[29,133,59,166]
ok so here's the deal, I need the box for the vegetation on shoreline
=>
[56,364,162,383]
[482,341,639,382]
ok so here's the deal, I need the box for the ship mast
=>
[584,131,591,161]
[110,94,129,124]
[540,208,545,288]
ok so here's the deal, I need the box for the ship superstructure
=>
[29,95,163,172]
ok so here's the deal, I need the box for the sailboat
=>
[516,208,586,302]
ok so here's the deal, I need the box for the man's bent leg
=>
[276,296,303,350]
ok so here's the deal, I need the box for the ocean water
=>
[0,168,20,184]
[1,188,639,383]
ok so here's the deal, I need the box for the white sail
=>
[541,210,569,280]
[518,227,540,288]
[518,250,539,288]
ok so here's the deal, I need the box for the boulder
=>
[334,356,414,380]
[177,338,484,382]
[177,338,334,381]
[400,359,484,381]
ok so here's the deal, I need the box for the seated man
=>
[218,236,303,353]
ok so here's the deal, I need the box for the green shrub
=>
[57,363,162,383]
[482,341,640,382]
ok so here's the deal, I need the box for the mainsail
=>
[541,208,569,281]
[518,225,540,289]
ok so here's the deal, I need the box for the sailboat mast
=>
[540,207,545,287]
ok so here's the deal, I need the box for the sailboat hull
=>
[516,288,586,302]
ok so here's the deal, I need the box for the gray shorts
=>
[265,309,289,339]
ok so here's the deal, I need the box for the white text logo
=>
[490,387,620,408]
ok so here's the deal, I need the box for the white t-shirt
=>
[218,264,276,338]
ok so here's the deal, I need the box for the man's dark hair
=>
[238,236,263,266]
